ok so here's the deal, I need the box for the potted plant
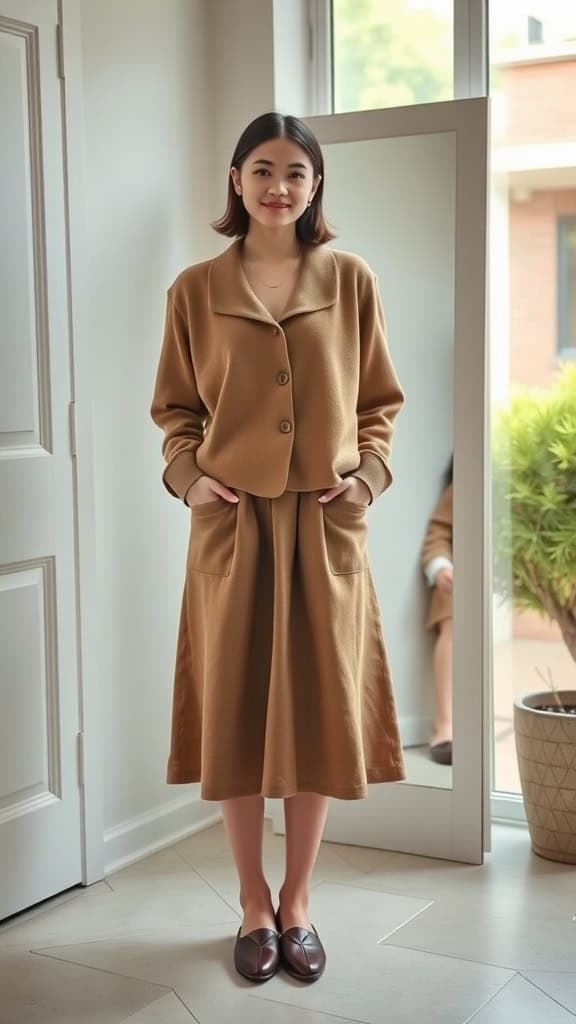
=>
[492,364,576,863]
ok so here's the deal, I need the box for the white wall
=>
[273,0,310,117]
[79,0,215,858]
[203,0,312,240]
[79,0,307,868]
[205,0,276,226]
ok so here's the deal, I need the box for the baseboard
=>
[399,714,433,748]
[491,792,527,825]
[105,739,458,875]
[103,791,222,875]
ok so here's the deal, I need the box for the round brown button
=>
[277,371,290,385]
[279,420,292,433]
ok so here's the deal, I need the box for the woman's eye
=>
[253,169,305,180]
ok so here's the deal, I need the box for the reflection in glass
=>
[421,458,453,768]
[323,130,455,790]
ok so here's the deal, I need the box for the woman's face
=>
[231,137,320,232]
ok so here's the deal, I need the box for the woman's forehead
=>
[247,137,313,168]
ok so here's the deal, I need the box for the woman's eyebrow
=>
[251,158,308,169]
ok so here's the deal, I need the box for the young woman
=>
[151,112,405,984]
[421,458,454,766]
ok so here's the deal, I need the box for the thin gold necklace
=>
[257,278,283,290]
[244,255,301,290]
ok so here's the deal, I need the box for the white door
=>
[0,0,83,918]
[271,101,489,863]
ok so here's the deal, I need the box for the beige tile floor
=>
[1,820,575,1023]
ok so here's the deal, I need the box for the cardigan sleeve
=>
[349,273,405,501]
[150,289,207,502]
[421,483,454,576]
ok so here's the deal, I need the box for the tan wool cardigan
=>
[421,483,454,568]
[151,239,404,503]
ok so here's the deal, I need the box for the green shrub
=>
[492,364,576,663]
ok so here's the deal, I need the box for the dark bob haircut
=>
[212,112,336,246]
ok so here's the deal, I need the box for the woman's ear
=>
[310,174,322,203]
[230,167,242,195]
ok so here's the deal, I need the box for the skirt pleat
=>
[166,490,405,799]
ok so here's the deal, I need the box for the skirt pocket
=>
[322,498,369,575]
[188,499,238,577]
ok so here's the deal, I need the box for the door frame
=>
[59,0,105,883]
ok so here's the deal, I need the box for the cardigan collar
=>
[208,238,338,324]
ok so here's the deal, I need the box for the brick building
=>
[496,49,576,387]
[492,47,576,641]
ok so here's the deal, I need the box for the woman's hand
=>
[185,475,239,507]
[319,476,372,507]
[435,566,453,594]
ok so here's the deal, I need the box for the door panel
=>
[0,0,83,918]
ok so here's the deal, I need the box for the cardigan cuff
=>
[424,556,453,587]
[162,450,205,502]
[350,452,392,503]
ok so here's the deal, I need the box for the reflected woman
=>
[421,457,453,766]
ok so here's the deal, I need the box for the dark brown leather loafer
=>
[233,927,280,982]
[276,914,326,982]
[430,740,452,765]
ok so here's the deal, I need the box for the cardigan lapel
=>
[208,238,339,324]
[282,243,338,321]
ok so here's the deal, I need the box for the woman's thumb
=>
[212,481,239,504]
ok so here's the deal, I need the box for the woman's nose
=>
[268,180,289,195]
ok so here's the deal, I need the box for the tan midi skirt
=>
[167,489,406,800]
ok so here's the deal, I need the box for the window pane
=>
[559,219,576,352]
[332,0,453,113]
[489,2,576,797]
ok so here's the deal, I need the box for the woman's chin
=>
[247,205,299,227]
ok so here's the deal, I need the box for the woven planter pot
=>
[514,691,576,864]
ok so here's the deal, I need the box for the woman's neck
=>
[242,224,301,262]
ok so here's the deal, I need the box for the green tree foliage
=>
[492,365,576,663]
[333,0,452,112]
